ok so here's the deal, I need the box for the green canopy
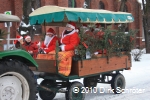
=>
[29,5,134,25]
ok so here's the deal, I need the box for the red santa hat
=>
[46,28,56,35]
[76,28,80,33]
[25,35,31,41]
[82,23,88,28]
[95,23,101,28]
[16,35,23,41]
[66,22,76,30]
[13,40,17,44]
[35,41,40,46]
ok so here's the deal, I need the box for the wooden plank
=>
[29,54,131,77]
[30,59,56,73]
[71,55,131,76]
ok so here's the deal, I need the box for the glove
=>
[41,50,46,54]
[59,45,65,51]
[39,48,46,54]
[38,48,43,54]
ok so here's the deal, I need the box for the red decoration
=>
[130,36,134,42]
[108,39,112,45]
[96,31,105,39]
[82,42,88,49]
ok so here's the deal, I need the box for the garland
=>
[74,26,138,61]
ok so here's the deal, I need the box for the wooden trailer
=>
[29,52,132,100]
[29,5,134,100]
[30,53,131,77]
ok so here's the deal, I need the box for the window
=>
[84,0,91,8]
[68,0,76,8]
[99,1,105,9]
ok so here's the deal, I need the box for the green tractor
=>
[0,14,38,100]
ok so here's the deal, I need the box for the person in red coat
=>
[81,23,89,33]
[59,22,80,51]
[23,35,38,58]
[14,35,24,49]
[40,28,58,54]
[58,22,80,76]
[93,23,111,55]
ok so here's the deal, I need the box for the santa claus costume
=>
[23,35,38,58]
[41,28,58,54]
[58,22,80,76]
[81,24,94,36]
[93,23,101,34]
[59,22,80,51]
[14,35,23,49]
[93,23,108,54]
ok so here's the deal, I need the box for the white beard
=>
[44,36,53,48]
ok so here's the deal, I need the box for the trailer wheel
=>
[65,82,85,100]
[111,73,125,94]
[83,77,97,88]
[39,79,56,100]
[0,60,37,100]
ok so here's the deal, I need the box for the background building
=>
[0,0,143,50]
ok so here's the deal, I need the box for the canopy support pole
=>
[44,21,46,37]
[7,22,10,50]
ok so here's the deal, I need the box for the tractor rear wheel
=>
[0,60,37,100]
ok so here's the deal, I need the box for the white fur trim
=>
[66,24,75,29]
[60,29,76,44]
[75,29,79,33]
[84,29,89,33]
[60,30,65,44]
[94,52,99,55]
[46,32,53,35]
[25,36,31,40]
[18,36,23,41]
[82,26,87,29]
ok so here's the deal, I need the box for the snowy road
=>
[38,54,150,100]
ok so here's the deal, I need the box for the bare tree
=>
[31,0,42,36]
[18,0,41,39]
[18,0,32,37]
[142,0,150,53]
[118,0,127,32]
[119,0,127,11]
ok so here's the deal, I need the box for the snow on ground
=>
[38,53,150,100]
